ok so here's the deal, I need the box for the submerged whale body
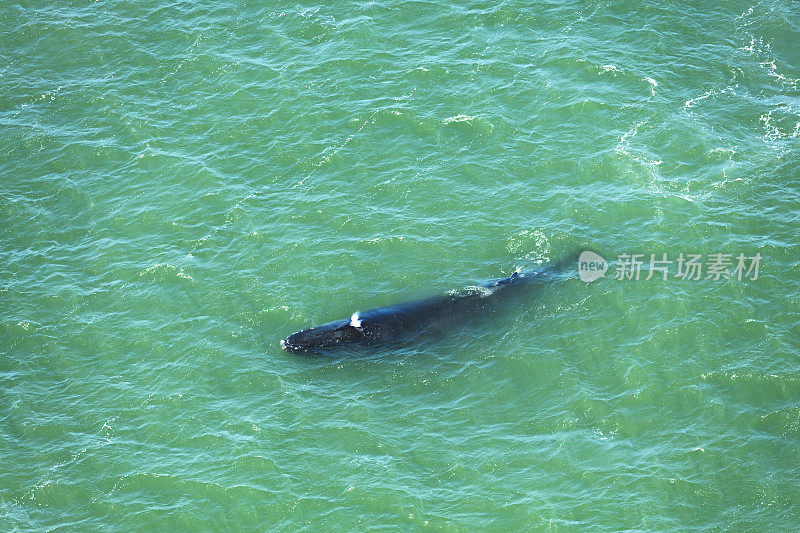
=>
[280,262,562,354]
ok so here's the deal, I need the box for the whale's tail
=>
[515,251,580,284]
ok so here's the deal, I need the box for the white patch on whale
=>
[350,312,362,328]
[450,285,495,297]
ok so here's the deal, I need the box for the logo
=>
[578,250,608,282]
[575,251,760,282]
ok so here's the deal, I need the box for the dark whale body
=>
[281,263,559,354]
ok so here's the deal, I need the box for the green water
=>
[2,0,799,530]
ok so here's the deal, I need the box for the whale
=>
[280,260,567,354]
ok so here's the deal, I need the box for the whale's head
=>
[280,315,368,354]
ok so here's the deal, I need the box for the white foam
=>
[350,312,362,328]
[442,114,477,124]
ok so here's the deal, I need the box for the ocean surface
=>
[2,0,799,530]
